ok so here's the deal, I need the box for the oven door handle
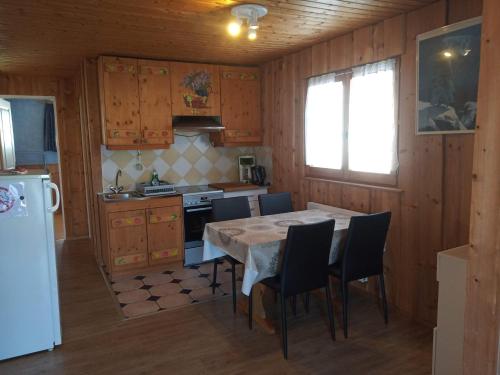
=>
[185,207,213,213]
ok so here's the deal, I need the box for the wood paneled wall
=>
[261,0,482,325]
[464,0,500,371]
[0,74,89,239]
[80,58,103,260]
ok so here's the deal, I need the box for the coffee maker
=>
[238,155,256,183]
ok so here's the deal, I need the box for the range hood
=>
[172,116,225,132]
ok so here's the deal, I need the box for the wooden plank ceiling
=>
[0,0,436,76]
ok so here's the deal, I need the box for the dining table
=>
[202,204,364,333]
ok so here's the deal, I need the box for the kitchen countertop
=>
[98,182,270,202]
[98,191,182,203]
[208,182,264,192]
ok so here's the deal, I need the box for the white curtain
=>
[348,58,398,174]
[305,73,344,169]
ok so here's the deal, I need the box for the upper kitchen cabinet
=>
[170,62,221,116]
[138,59,173,147]
[98,56,173,149]
[98,56,141,148]
[211,66,262,146]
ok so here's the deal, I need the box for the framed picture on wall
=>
[416,17,482,135]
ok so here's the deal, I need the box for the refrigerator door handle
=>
[46,182,60,213]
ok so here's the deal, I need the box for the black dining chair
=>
[329,211,392,338]
[248,219,336,359]
[258,192,293,216]
[211,196,251,314]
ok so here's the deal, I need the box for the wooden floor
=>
[0,239,433,374]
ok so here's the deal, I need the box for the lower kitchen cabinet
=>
[107,209,149,272]
[147,206,183,265]
[99,195,183,278]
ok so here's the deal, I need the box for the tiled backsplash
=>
[101,133,272,191]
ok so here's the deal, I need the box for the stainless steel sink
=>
[102,191,143,201]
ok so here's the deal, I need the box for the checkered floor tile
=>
[106,260,243,319]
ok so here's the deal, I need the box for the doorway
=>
[0,96,65,240]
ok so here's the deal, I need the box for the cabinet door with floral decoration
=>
[138,59,173,147]
[146,206,183,265]
[99,56,142,148]
[170,62,220,116]
[217,66,262,145]
[108,210,148,273]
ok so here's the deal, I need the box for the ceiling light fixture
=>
[248,29,257,41]
[228,4,268,41]
[442,50,453,58]
[227,19,242,37]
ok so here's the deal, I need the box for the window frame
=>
[304,58,400,187]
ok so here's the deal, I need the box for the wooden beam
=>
[463,0,500,372]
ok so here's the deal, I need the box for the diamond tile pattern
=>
[109,260,233,319]
[101,134,272,190]
[172,156,192,177]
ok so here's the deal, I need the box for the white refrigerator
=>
[0,170,62,360]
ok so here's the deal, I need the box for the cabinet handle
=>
[149,213,179,223]
[186,207,211,213]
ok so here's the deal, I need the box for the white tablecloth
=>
[202,207,363,295]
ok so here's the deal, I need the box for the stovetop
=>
[176,185,223,196]
[177,185,224,207]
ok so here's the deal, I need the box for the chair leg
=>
[280,294,288,359]
[304,292,310,314]
[379,273,388,325]
[342,281,349,339]
[291,295,297,316]
[248,288,253,330]
[231,263,237,314]
[212,260,218,294]
[325,283,336,341]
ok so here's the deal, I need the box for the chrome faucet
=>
[109,169,124,194]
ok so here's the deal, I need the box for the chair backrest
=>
[280,219,335,297]
[211,196,251,222]
[341,212,392,282]
[258,192,293,216]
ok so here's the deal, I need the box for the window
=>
[305,58,398,185]
[305,74,344,170]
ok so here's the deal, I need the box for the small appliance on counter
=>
[251,165,267,186]
[136,169,177,197]
[238,155,256,183]
[136,181,176,196]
